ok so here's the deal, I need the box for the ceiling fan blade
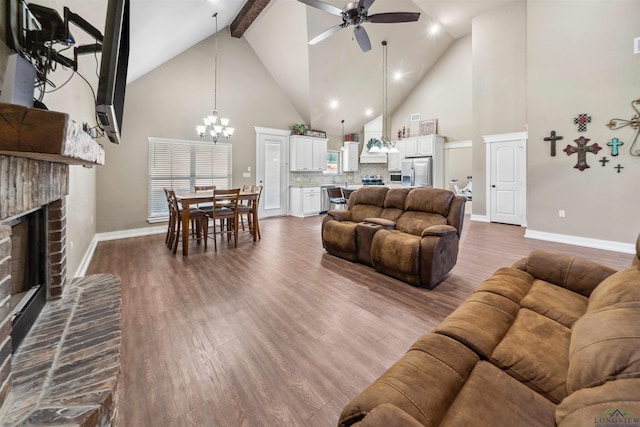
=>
[309,24,344,45]
[297,0,343,17]
[354,25,371,52]
[358,0,375,13]
[368,12,420,24]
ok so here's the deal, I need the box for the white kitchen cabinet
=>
[402,135,444,158]
[312,139,327,171]
[290,136,328,171]
[342,141,359,172]
[289,186,321,217]
[387,140,404,171]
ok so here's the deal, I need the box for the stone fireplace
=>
[0,104,120,426]
[0,156,69,394]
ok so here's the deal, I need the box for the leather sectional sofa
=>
[338,235,640,427]
[321,187,466,289]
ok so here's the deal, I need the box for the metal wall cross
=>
[543,130,563,156]
[563,136,602,171]
[574,114,592,132]
[607,137,623,156]
[606,97,640,157]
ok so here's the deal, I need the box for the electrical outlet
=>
[559,210,566,218]
[247,166,251,172]
[243,172,251,178]
[635,37,640,54]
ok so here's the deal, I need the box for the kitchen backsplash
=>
[290,163,390,186]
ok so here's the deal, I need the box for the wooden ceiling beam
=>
[230,0,272,38]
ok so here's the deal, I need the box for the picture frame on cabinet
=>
[306,129,326,138]
[420,119,438,136]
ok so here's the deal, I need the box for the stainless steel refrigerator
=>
[401,157,433,187]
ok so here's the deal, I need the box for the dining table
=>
[175,190,260,255]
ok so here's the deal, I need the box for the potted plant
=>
[366,138,381,152]
[291,123,306,135]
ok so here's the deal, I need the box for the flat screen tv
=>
[96,0,129,144]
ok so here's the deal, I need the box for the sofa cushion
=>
[491,308,571,403]
[520,250,617,297]
[338,333,479,427]
[404,188,454,217]
[322,220,358,261]
[521,280,588,328]
[380,188,411,222]
[439,362,557,427]
[434,290,520,359]
[474,267,534,304]
[396,212,447,236]
[371,230,422,282]
[555,378,640,427]
[587,266,640,312]
[357,403,424,427]
[567,303,640,394]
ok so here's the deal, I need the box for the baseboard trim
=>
[470,214,490,223]
[74,226,166,277]
[524,229,635,254]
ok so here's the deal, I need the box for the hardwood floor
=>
[87,215,633,426]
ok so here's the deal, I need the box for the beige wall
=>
[391,35,472,142]
[471,0,528,217]
[445,145,473,191]
[526,0,640,244]
[0,3,99,279]
[96,28,304,232]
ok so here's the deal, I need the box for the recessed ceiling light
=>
[429,23,441,35]
[330,99,339,109]
[365,108,373,116]
[393,71,402,81]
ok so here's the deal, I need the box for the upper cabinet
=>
[290,136,328,171]
[403,135,443,157]
[342,141,359,172]
[387,140,404,171]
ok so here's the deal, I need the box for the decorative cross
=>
[543,130,563,156]
[599,156,609,166]
[607,138,623,156]
[607,97,640,157]
[614,164,624,173]
[563,136,602,171]
[573,114,592,132]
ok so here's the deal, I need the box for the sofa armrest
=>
[363,217,396,229]
[421,224,458,238]
[327,209,352,221]
[519,250,617,297]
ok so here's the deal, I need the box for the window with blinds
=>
[147,137,232,221]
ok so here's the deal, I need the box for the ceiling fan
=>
[298,0,420,52]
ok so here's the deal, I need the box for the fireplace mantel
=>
[0,103,105,166]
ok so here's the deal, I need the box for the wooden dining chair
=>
[167,189,208,254]
[238,185,263,239]
[207,188,240,252]
[163,188,174,247]
[194,185,216,211]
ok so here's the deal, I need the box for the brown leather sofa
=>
[338,235,640,427]
[321,187,466,289]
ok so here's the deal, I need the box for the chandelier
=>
[369,40,398,154]
[196,12,234,143]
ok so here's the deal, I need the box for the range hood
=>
[360,145,388,164]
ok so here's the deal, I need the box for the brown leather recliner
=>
[321,186,466,289]
[371,188,466,289]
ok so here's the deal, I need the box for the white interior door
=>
[256,128,289,218]
[485,133,526,225]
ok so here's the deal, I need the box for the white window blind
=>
[147,137,232,221]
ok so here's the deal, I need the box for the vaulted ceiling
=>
[29,0,514,135]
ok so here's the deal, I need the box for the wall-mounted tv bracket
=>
[23,4,103,72]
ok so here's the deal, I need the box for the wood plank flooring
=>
[86,215,633,426]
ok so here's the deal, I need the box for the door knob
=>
[492,185,496,188]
